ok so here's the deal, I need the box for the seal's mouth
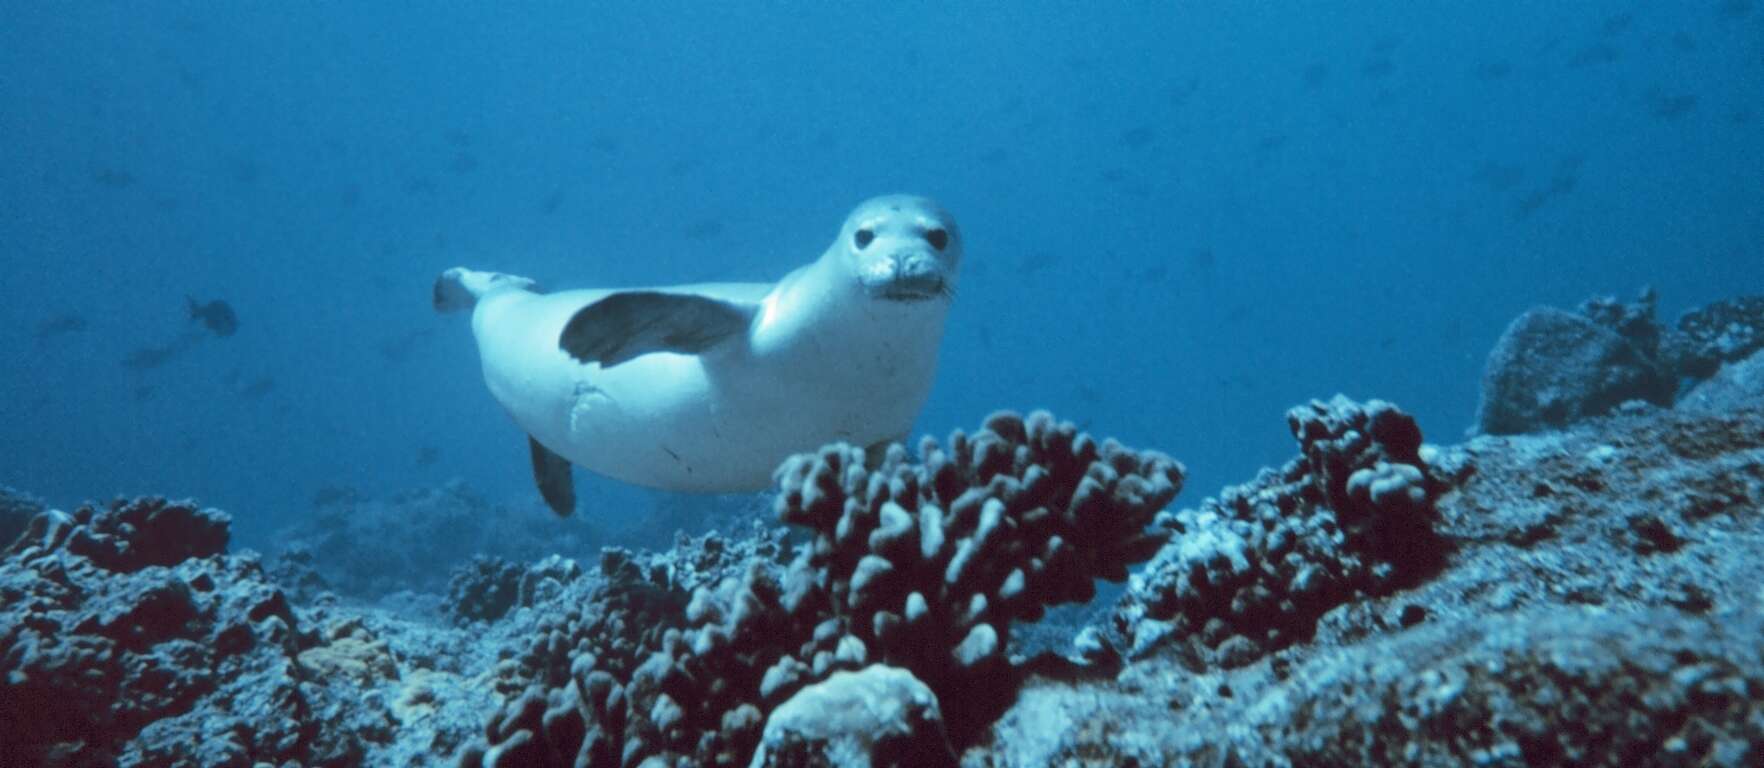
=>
[861,249,953,303]
[874,276,951,302]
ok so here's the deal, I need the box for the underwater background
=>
[5,2,1764,766]
[3,2,1760,545]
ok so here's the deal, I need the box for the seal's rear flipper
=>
[530,436,576,516]
[559,291,755,367]
[433,267,539,313]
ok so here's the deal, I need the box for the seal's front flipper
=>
[529,436,576,516]
[433,267,539,313]
[559,291,755,367]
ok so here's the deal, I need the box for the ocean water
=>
[2,1,1760,548]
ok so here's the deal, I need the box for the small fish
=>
[188,297,238,337]
[34,313,87,340]
[416,445,441,467]
[123,343,182,370]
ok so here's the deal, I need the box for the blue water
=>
[3,2,1760,546]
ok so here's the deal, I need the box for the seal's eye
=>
[854,228,875,249]
[924,227,950,251]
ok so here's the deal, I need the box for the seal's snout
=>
[862,248,950,301]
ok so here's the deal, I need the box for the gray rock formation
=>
[0,484,43,550]
[751,665,956,768]
[1476,305,1675,435]
[1679,347,1764,413]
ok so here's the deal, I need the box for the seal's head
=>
[832,194,961,303]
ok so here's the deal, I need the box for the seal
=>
[434,194,961,515]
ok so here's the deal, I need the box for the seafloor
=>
[3,294,1761,767]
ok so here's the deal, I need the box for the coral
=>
[5,495,231,572]
[447,555,525,625]
[768,410,1183,718]
[298,618,400,687]
[0,497,361,766]
[264,541,333,606]
[968,395,1764,766]
[1112,396,1445,666]
[1668,294,1764,379]
[461,410,1184,767]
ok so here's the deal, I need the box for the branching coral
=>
[1114,396,1446,666]
[462,410,1185,766]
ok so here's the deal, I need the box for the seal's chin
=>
[859,249,953,303]
[864,273,950,303]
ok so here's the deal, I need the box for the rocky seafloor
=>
[3,292,1762,767]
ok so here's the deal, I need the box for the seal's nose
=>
[893,250,942,282]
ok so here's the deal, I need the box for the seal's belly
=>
[521,356,894,492]
[473,287,932,493]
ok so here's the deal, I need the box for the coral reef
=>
[0,496,500,767]
[970,395,1764,766]
[4,346,1761,767]
[446,555,525,625]
[461,410,1184,766]
[0,497,361,766]
[1112,396,1445,666]
[1668,294,1764,379]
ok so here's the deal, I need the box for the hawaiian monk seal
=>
[434,194,961,515]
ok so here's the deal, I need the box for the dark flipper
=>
[529,436,576,517]
[559,291,754,367]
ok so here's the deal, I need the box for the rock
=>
[750,665,956,768]
[1476,306,1675,435]
[1678,347,1764,413]
[0,485,43,550]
